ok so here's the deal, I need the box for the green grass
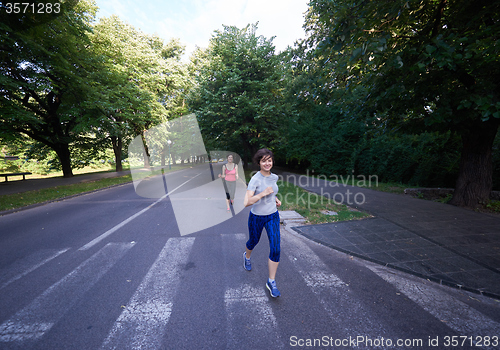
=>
[485,200,500,213]
[295,173,418,195]
[356,181,416,194]
[0,174,133,212]
[0,164,193,212]
[276,180,371,224]
[308,174,500,214]
[244,170,371,224]
[0,164,121,182]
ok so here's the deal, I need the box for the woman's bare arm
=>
[244,187,274,207]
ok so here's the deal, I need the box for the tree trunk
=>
[111,136,123,172]
[140,133,151,168]
[54,143,73,178]
[449,117,500,208]
[240,133,257,169]
[161,146,166,167]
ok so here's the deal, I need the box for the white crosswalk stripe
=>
[0,248,70,290]
[0,242,134,343]
[224,284,283,347]
[221,233,285,349]
[367,264,500,349]
[99,237,195,350]
[0,231,499,348]
[283,232,347,289]
[282,231,396,343]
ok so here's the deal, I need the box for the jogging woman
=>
[219,154,238,211]
[243,148,282,297]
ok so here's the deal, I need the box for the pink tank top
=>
[224,165,236,181]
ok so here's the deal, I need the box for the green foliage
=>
[352,131,461,187]
[485,200,500,213]
[2,0,498,204]
[0,160,19,173]
[0,2,191,175]
[493,133,500,190]
[286,103,367,175]
[0,0,101,176]
[306,0,500,129]
[280,43,369,176]
[299,0,500,207]
[187,24,285,164]
[91,15,187,124]
[88,15,189,169]
[280,39,468,188]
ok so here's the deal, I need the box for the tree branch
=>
[431,0,448,38]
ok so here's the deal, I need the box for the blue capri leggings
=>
[246,211,281,262]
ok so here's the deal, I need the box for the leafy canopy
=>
[187,24,285,162]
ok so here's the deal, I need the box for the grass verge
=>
[326,176,500,214]
[0,164,201,213]
[0,174,133,212]
[0,164,120,182]
[484,200,500,214]
[355,181,414,194]
[244,171,371,224]
[276,180,371,224]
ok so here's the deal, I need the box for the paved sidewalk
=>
[275,170,500,299]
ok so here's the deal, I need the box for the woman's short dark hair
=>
[253,148,274,165]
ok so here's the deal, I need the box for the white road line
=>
[221,233,285,349]
[100,237,195,350]
[78,195,167,251]
[225,284,284,347]
[0,248,70,290]
[367,264,500,348]
[0,242,134,342]
[283,232,347,289]
[79,172,203,250]
[282,231,394,345]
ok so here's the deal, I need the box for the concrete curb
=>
[279,210,307,227]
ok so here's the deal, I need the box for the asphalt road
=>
[0,164,499,349]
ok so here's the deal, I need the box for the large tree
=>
[187,24,285,165]
[89,16,188,171]
[305,0,500,208]
[0,0,98,177]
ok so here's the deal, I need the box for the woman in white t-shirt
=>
[243,148,282,297]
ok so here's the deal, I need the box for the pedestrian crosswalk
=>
[0,231,499,349]
[0,242,134,342]
[221,233,286,349]
[283,233,396,342]
[0,248,70,291]
[100,237,194,350]
[367,264,500,341]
